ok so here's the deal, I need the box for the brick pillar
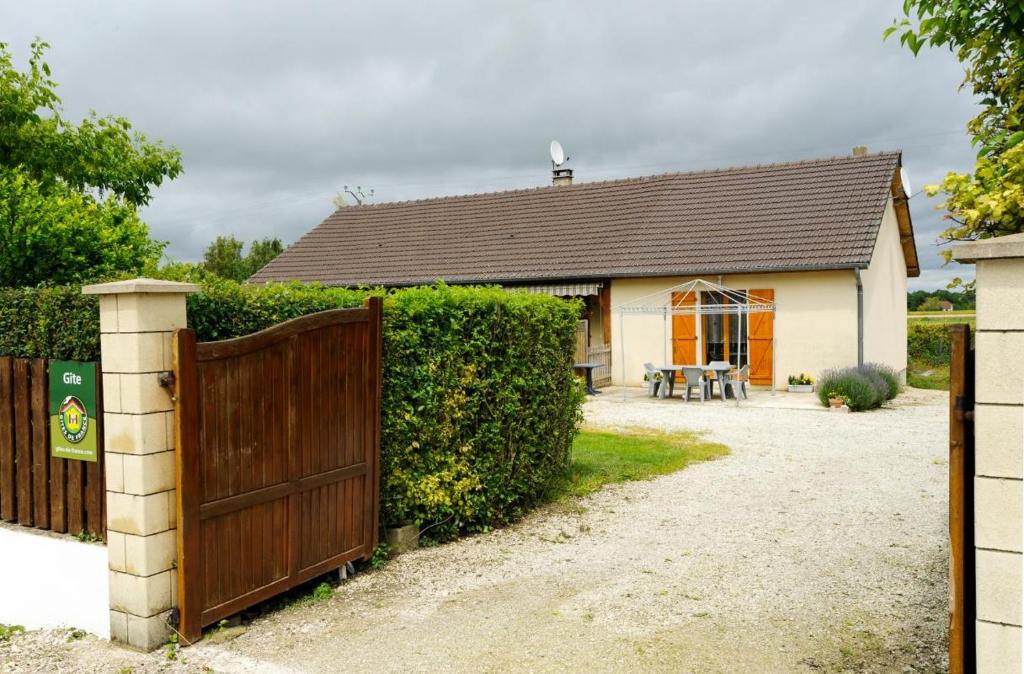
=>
[953,236,1024,673]
[82,278,198,651]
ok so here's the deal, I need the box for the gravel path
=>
[0,388,949,673]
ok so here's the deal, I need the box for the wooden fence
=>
[0,357,105,538]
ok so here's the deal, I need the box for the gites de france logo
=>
[58,395,88,443]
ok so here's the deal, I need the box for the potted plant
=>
[787,373,814,393]
[826,390,849,409]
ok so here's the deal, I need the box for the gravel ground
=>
[0,388,949,673]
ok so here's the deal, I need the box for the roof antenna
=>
[550,140,573,187]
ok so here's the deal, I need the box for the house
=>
[251,149,918,388]
[938,299,955,312]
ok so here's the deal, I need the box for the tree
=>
[918,296,946,311]
[201,235,247,281]
[246,237,285,275]
[886,2,1024,260]
[0,39,181,285]
[201,235,285,281]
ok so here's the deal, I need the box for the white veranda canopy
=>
[613,278,778,391]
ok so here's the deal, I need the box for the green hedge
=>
[907,323,959,366]
[0,286,100,361]
[0,281,583,538]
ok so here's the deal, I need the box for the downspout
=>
[854,268,864,366]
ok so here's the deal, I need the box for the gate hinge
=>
[954,394,974,422]
[158,371,176,401]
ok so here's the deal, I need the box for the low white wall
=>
[0,524,110,638]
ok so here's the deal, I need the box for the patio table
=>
[653,365,685,399]
[573,362,603,395]
[706,361,734,400]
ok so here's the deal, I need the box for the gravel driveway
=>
[1,388,949,673]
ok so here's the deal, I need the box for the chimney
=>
[552,167,574,187]
[852,145,868,157]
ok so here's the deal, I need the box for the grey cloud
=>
[3,0,979,288]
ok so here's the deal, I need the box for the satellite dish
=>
[900,167,913,198]
[550,140,565,166]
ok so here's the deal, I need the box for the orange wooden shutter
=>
[671,291,697,365]
[748,288,774,385]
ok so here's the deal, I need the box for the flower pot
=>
[787,384,814,393]
[384,524,420,556]
[828,398,845,408]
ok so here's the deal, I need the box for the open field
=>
[908,311,975,327]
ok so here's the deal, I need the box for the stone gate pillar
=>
[83,278,197,651]
[953,235,1024,673]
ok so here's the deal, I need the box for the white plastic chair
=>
[726,365,749,400]
[642,362,661,397]
[681,366,709,402]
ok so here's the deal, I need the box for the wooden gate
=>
[173,298,382,642]
[948,324,975,674]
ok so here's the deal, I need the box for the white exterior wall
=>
[610,270,858,387]
[861,197,909,376]
[0,524,110,637]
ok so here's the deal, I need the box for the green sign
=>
[49,360,98,462]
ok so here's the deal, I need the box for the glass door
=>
[701,290,748,367]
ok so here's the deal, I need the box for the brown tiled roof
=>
[251,151,919,286]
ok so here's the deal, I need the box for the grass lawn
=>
[907,359,950,390]
[559,428,729,498]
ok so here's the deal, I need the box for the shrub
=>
[0,286,100,361]
[863,363,900,400]
[907,323,956,366]
[0,280,585,538]
[817,363,899,411]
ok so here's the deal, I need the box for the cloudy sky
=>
[4,1,979,289]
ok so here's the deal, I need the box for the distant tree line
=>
[907,288,976,311]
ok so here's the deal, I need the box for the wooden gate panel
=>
[948,324,975,674]
[175,299,382,643]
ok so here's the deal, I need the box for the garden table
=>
[573,362,603,395]
[653,365,685,398]
[706,361,734,400]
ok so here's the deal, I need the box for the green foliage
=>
[0,39,182,207]
[907,322,959,366]
[186,277,369,341]
[246,238,285,276]
[917,296,945,312]
[0,286,99,360]
[200,235,285,282]
[908,359,951,390]
[557,429,728,499]
[0,169,163,286]
[907,287,975,311]
[816,364,900,411]
[368,543,390,570]
[886,2,1024,254]
[377,284,583,536]
[0,39,179,286]
[0,624,24,641]
[787,373,813,385]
